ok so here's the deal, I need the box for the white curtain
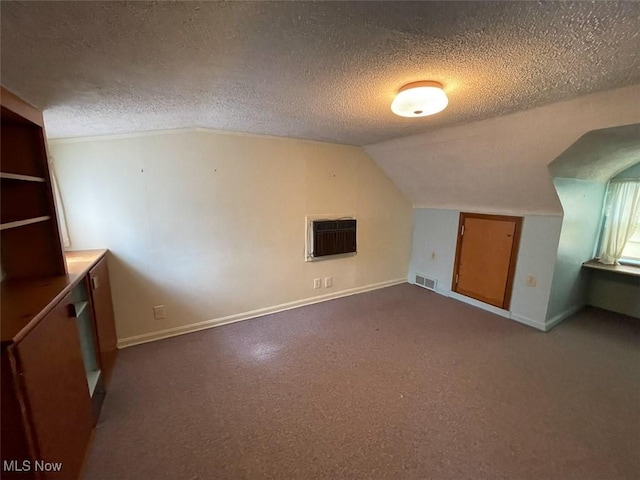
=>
[598,179,640,265]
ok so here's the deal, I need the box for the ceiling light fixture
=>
[391,81,448,118]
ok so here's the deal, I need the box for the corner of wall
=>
[545,178,607,324]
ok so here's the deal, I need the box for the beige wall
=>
[50,129,412,345]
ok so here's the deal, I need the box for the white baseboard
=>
[545,304,584,331]
[118,278,407,348]
[421,285,550,332]
[448,291,511,318]
[435,287,451,297]
[509,313,546,331]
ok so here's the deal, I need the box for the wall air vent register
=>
[414,274,437,291]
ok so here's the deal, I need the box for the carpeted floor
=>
[82,284,640,480]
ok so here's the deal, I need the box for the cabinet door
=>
[89,258,117,384]
[15,293,94,480]
[452,213,522,309]
[1,350,35,480]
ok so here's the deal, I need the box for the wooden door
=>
[14,293,94,480]
[452,213,522,309]
[89,257,117,385]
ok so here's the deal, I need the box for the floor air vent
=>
[415,274,437,291]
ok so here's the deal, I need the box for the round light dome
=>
[391,81,448,118]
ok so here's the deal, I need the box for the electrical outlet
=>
[313,278,321,289]
[431,252,436,260]
[325,276,333,288]
[153,305,166,319]
[525,275,537,287]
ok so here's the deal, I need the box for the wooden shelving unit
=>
[0,86,66,279]
[0,172,46,182]
[1,88,117,480]
[0,215,51,231]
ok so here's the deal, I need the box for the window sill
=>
[582,259,640,278]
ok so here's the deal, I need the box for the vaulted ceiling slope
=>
[365,85,640,215]
[548,124,640,182]
[1,1,639,144]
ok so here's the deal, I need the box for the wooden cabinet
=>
[9,294,95,480]
[1,252,117,479]
[0,90,117,479]
[89,258,117,384]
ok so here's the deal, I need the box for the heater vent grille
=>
[415,274,437,291]
[311,219,356,258]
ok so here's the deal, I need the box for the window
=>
[620,206,640,263]
[597,179,640,265]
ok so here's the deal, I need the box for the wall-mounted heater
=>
[309,218,357,260]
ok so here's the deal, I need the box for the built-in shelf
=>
[1,87,66,280]
[582,259,640,278]
[0,215,51,231]
[0,172,46,182]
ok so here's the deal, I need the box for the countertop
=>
[1,249,108,345]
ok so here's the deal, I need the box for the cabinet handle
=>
[91,276,99,290]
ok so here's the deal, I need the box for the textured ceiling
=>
[548,124,640,182]
[365,85,640,213]
[1,1,640,145]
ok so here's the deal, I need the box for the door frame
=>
[451,212,523,310]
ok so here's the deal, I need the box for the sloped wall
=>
[613,162,640,179]
[548,124,640,181]
[370,84,640,329]
[50,129,412,345]
[365,84,640,215]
